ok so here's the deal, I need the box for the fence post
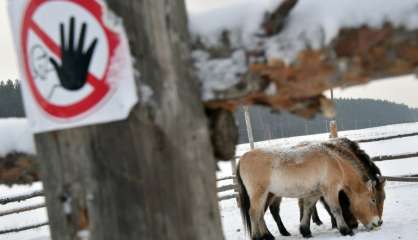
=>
[230,157,239,206]
[329,88,338,138]
[243,106,255,149]
[329,120,338,138]
[35,1,224,240]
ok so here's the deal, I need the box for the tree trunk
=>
[36,1,224,239]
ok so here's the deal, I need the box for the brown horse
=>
[237,141,382,240]
[267,138,386,237]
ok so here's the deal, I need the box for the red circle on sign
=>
[21,0,119,119]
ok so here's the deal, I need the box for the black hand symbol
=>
[49,17,98,91]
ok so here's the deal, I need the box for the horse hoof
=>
[339,227,354,236]
[302,233,312,238]
[279,230,291,237]
[313,219,323,226]
[331,219,338,229]
[263,233,275,240]
[300,226,312,238]
[252,233,275,240]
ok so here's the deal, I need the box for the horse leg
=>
[323,190,354,236]
[339,190,359,229]
[311,205,323,226]
[299,199,322,226]
[249,191,275,240]
[321,193,358,229]
[269,196,291,236]
[299,197,320,238]
[320,197,337,228]
[298,198,304,222]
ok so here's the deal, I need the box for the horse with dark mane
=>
[237,138,383,240]
[265,138,386,237]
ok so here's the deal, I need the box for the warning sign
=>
[8,0,138,133]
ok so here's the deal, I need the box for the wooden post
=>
[329,88,338,138]
[230,157,240,206]
[243,106,255,149]
[329,120,338,138]
[35,1,224,240]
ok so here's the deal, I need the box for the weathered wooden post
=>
[329,120,338,138]
[243,106,255,149]
[33,1,224,240]
[329,88,338,138]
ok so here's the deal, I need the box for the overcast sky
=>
[1,0,417,108]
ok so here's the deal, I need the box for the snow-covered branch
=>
[189,0,418,117]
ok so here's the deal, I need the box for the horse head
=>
[344,179,382,230]
[375,176,386,219]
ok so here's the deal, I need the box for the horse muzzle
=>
[366,216,382,230]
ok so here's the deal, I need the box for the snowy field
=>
[0,122,417,240]
[220,182,418,240]
[218,122,418,240]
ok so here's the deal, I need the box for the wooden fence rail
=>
[0,222,49,235]
[0,191,48,235]
[0,190,44,205]
[218,193,239,202]
[0,203,46,218]
[356,132,418,143]
[372,152,418,162]
[217,184,236,192]
[384,176,418,182]
[216,176,236,181]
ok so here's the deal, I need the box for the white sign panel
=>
[8,0,138,133]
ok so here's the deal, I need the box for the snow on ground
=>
[361,136,418,157]
[220,182,418,240]
[0,118,35,157]
[0,122,417,240]
[217,122,418,240]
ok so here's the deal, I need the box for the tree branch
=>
[192,2,418,118]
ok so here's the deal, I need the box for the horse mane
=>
[322,142,368,181]
[325,138,381,182]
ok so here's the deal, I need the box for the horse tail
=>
[236,163,252,234]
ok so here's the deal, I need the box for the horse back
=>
[239,149,274,195]
[239,147,342,198]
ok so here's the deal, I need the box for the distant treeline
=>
[0,80,24,118]
[2,81,418,143]
[235,99,418,143]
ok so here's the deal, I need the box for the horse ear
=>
[378,176,386,185]
[366,180,373,192]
